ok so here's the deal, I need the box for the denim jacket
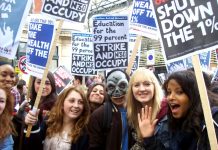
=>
[0,135,14,150]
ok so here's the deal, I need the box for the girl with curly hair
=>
[24,86,90,150]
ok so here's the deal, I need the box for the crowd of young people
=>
[0,59,218,150]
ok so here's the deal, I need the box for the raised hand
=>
[138,105,158,138]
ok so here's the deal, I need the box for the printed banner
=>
[152,0,218,62]
[41,0,92,24]
[130,0,158,39]
[0,0,32,59]
[26,14,55,78]
[71,32,97,76]
[167,51,211,73]
[53,65,73,95]
[129,34,141,74]
[93,15,129,70]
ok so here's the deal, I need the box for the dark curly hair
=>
[163,70,203,137]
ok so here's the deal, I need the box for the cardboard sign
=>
[53,66,73,95]
[152,0,218,63]
[130,0,158,39]
[26,14,55,78]
[93,15,129,70]
[0,0,32,59]
[71,32,97,76]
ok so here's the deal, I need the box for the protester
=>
[28,71,57,119]
[126,68,169,149]
[92,74,104,84]
[0,61,20,113]
[13,71,57,150]
[139,70,218,149]
[73,75,83,87]
[0,86,16,149]
[87,83,106,113]
[17,79,27,104]
[88,69,129,150]
[24,86,90,150]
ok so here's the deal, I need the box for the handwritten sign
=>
[93,15,129,70]
[26,15,55,78]
[71,32,97,75]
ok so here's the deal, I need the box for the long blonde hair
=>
[46,86,90,143]
[127,68,163,139]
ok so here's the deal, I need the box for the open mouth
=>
[170,103,180,113]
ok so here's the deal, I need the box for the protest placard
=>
[0,0,32,59]
[41,0,92,24]
[152,0,218,63]
[71,32,97,75]
[166,51,211,73]
[152,0,218,148]
[18,56,27,74]
[26,14,55,78]
[129,34,141,74]
[93,15,129,70]
[26,20,63,138]
[53,66,73,95]
[130,0,158,39]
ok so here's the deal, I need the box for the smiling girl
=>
[138,70,218,149]
[127,68,169,149]
[24,86,90,150]
[0,86,16,149]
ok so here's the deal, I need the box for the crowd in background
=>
[0,59,218,150]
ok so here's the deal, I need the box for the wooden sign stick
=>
[126,35,142,76]
[26,76,33,100]
[192,55,218,149]
[26,20,63,137]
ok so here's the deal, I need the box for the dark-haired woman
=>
[138,70,218,149]
[87,83,106,113]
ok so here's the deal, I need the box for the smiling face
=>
[34,77,52,97]
[0,88,7,115]
[166,79,190,119]
[63,90,84,122]
[132,73,155,107]
[89,85,105,104]
[0,64,15,90]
